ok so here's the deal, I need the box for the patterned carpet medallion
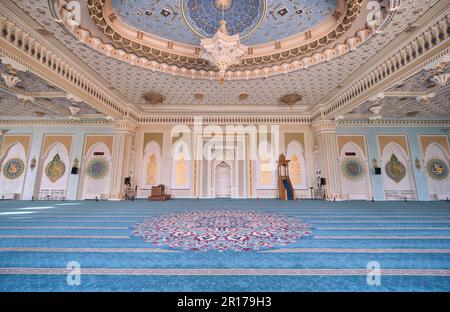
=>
[133,210,312,251]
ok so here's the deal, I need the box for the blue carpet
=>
[0,199,449,291]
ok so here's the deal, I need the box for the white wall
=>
[0,143,26,198]
[339,142,371,200]
[424,143,450,200]
[81,142,112,200]
[382,142,416,199]
[38,143,70,193]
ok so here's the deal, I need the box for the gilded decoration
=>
[146,154,158,185]
[340,157,366,182]
[426,158,449,181]
[385,154,406,183]
[77,0,367,77]
[86,157,110,180]
[289,154,302,185]
[45,154,66,183]
[2,158,25,180]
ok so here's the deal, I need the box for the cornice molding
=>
[315,8,450,120]
[0,118,112,127]
[138,114,311,125]
[0,9,131,119]
[55,0,391,81]
[338,119,450,127]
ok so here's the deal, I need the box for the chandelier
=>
[200,3,247,83]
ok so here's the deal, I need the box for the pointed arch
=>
[339,141,372,200]
[286,140,307,189]
[424,142,450,199]
[382,142,416,200]
[38,142,70,198]
[257,140,276,189]
[80,142,112,200]
[142,140,161,187]
[0,142,27,198]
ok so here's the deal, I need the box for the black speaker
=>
[124,177,131,185]
[374,167,381,175]
[320,178,326,186]
[71,167,78,174]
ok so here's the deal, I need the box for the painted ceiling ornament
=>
[133,210,312,252]
[280,93,302,109]
[199,0,250,84]
[340,157,366,182]
[45,153,66,183]
[2,158,25,180]
[426,158,449,181]
[385,153,406,183]
[86,157,109,180]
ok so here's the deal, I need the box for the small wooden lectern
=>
[148,184,171,201]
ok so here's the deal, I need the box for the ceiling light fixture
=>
[200,1,247,84]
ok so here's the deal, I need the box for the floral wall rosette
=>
[86,157,109,180]
[45,153,66,183]
[340,157,366,182]
[426,158,449,181]
[385,154,406,183]
[2,158,25,180]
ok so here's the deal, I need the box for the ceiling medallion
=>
[200,19,247,84]
[280,93,302,109]
[143,92,165,105]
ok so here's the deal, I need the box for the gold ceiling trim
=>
[58,0,388,80]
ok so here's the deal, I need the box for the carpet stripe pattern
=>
[0,199,449,291]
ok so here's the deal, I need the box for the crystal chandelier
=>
[200,4,247,83]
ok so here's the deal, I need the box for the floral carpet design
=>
[133,210,312,251]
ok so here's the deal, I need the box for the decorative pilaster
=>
[109,119,136,200]
[312,120,342,200]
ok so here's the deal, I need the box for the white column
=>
[22,132,44,200]
[109,119,136,200]
[66,130,84,200]
[312,120,342,200]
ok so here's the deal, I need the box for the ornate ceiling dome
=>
[59,0,388,80]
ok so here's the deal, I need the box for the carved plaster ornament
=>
[143,92,165,105]
[279,93,302,109]
[369,105,382,115]
[431,73,449,86]
[69,105,80,115]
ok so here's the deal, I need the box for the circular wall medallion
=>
[133,210,312,252]
[86,157,109,180]
[2,158,25,180]
[385,154,406,183]
[426,158,449,181]
[181,0,266,39]
[340,157,366,182]
[45,153,66,183]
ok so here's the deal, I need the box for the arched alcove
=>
[256,140,277,189]
[286,140,307,189]
[339,142,372,200]
[0,142,27,199]
[80,142,112,200]
[171,140,191,190]
[424,142,450,200]
[214,161,232,198]
[37,142,70,200]
[142,141,161,188]
[382,142,417,200]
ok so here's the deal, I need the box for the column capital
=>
[312,119,337,134]
[113,118,137,134]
